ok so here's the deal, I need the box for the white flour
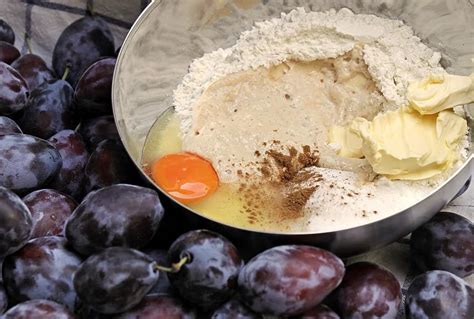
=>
[174,7,445,136]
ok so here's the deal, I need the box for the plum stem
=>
[25,33,33,54]
[154,255,189,273]
[86,2,94,16]
[62,64,71,81]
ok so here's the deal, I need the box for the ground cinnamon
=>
[281,186,318,219]
[238,144,322,225]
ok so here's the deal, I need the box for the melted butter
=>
[187,183,250,228]
[142,109,182,167]
[142,110,274,231]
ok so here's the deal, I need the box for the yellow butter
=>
[349,107,467,180]
[407,73,474,114]
[328,125,363,158]
[437,110,468,148]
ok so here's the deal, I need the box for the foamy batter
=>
[185,47,384,183]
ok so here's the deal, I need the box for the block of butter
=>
[329,107,468,180]
[349,107,467,180]
[407,73,474,114]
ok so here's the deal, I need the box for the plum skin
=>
[114,294,198,319]
[167,230,244,310]
[73,247,159,314]
[335,262,401,319]
[22,189,77,238]
[65,184,164,255]
[0,187,33,258]
[410,212,474,278]
[0,134,62,194]
[405,270,474,319]
[1,236,82,310]
[238,245,345,316]
[1,299,75,319]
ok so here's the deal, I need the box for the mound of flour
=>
[174,7,445,136]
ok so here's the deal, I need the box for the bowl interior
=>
[112,0,474,234]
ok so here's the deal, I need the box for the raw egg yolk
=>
[151,152,219,204]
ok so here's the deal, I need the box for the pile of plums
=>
[1,12,473,319]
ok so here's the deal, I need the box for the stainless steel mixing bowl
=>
[112,0,474,257]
